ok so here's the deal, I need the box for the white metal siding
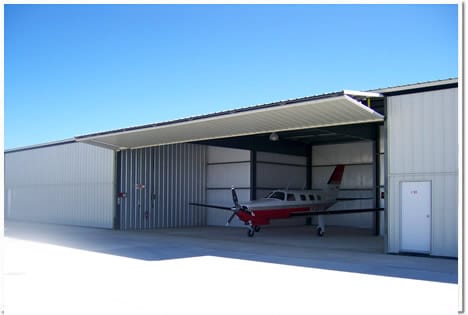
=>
[387,88,458,257]
[207,145,250,163]
[388,89,458,174]
[256,164,306,190]
[5,142,114,228]
[312,141,374,166]
[256,151,306,165]
[207,164,250,188]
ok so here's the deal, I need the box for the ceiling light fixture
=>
[269,132,279,141]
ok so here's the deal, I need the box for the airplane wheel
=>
[317,227,324,237]
[247,229,255,237]
[254,225,261,232]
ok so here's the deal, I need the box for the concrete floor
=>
[3,221,459,315]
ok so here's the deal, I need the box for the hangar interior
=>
[197,124,384,234]
[4,79,458,257]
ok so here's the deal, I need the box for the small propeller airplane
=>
[190,165,383,237]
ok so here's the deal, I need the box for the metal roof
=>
[76,91,384,150]
[371,78,458,95]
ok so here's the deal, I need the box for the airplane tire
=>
[247,229,255,237]
[254,225,261,232]
[317,227,324,237]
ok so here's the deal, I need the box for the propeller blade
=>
[226,212,237,225]
[231,186,241,209]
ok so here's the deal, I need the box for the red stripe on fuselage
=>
[237,207,312,226]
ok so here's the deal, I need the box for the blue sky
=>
[5,4,458,149]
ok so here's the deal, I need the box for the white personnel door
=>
[400,181,432,253]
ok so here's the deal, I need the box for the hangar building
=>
[4,78,459,257]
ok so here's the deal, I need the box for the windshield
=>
[266,191,285,200]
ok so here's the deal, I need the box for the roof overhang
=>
[76,91,383,150]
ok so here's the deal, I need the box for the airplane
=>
[190,165,384,237]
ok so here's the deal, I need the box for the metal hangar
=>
[4,78,459,257]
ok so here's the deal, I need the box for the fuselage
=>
[237,189,338,226]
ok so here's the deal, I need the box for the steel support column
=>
[250,150,257,200]
[114,150,122,230]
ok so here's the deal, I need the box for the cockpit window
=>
[309,194,315,201]
[267,191,285,200]
[300,195,306,201]
[287,193,296,201]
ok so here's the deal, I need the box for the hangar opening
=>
[76,90,385,237]
[194,122,384,237]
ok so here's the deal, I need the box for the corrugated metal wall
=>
[5,142,115,228]
[387,88,458,257]
[311,141,377,229]
[117,143,207,229]
[206,146,250,227]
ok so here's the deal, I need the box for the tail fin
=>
[327,165,345,187]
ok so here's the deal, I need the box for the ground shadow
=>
[4,220,457,284]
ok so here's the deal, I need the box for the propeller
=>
[190,187,253,226]
[227,212,237,225]
[226,187,241,226]
[225,186,255,226]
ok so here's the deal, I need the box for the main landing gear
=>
[247,224,261,237]
[316,215,325,237]
[316,227,325,237]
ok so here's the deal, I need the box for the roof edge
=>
[371,78,458,96]
[5,138,76,154]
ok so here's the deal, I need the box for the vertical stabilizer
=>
[327,165,345,187]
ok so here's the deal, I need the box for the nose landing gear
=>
[246,224,261,237]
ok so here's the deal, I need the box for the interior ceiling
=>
[280,123,379,144]
[195,122,381,157]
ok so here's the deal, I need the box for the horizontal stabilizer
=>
[291,208,384,217]
[189,202,234,211]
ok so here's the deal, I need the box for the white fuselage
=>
[243,189,338,212]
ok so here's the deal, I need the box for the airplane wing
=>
[291,208,384,217]
[189,202,234,211]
